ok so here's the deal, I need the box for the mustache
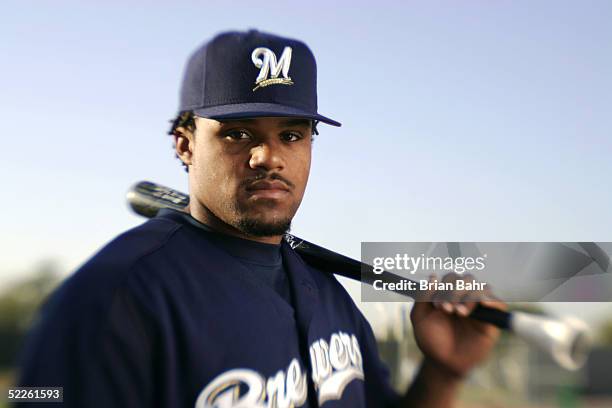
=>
[241,172,295,190]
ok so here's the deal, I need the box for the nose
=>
[249,142,284,171]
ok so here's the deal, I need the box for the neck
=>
[188,200,283,245]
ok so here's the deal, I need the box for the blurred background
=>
[1,1,611,406]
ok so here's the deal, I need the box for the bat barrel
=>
[510,312,591,370]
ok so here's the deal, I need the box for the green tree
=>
[0,261,62,369]
[599,319,612,345]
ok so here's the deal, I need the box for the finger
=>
[411,275,437,322]
[449,273,478,315]
[414,274,437,303]
[456,290,480,317]
[476,283,507,311]
[429,273,454,305]
[431,273,468,314]
[453,275,492,316]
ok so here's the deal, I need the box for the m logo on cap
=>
[251,46,294,91]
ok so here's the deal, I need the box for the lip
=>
[245,180,291,199]
[247,180,290,191]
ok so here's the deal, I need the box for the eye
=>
[224,130,252,141]
[281,131,303,142]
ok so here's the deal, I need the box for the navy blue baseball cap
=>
[178,30,341,127]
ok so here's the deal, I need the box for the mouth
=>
[245,180,291,200]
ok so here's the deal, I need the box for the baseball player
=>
[17,30,504,407]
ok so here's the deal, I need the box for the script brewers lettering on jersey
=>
[195,331,364,408]
[252,46,294,91]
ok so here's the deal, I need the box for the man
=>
[18,30,503,407]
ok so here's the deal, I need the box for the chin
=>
[233,199,299,236]
[236,216,292,237]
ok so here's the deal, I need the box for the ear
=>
[174,126,195,167]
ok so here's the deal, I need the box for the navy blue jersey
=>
[17,210,400,407]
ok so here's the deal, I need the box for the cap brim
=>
[192,103,341,127]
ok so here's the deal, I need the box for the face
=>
[178,116,313,237]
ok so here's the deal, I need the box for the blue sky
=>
[1,1,611,324]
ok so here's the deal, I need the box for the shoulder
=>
[86,215,184,274]
[64,216,183,294]
[18,216,187,381]
[35,216,187,330]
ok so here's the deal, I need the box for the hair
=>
[168,111,319,172]
[168,111,196,172]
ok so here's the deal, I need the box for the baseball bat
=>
[126,181,591,370]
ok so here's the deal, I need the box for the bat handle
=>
[469,304,510,329]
